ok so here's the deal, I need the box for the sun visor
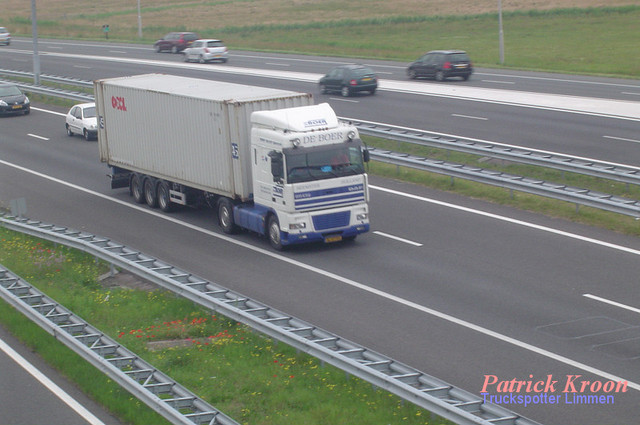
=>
[251,102,338,132]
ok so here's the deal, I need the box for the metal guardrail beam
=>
[0,265,240,425]
[368,148,640,217]
[345,117,640,187]
[0,214,543,425]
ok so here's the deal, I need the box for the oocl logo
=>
[111,96,127,111]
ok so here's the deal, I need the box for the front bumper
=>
[281,223,370,246]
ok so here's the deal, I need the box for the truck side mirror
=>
[363,148,370,163]
[268,151,284,182]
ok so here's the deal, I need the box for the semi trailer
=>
[95,74,370,249]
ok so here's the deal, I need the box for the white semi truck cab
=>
[234,103,370,249]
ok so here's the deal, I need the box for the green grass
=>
[0,227,445,425]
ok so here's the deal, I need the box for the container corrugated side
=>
[95,75,313,200]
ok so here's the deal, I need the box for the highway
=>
[1,38,639,425]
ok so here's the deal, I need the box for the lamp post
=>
[498,0,504,65]
[31,0,40,84]
[137,0,143,38]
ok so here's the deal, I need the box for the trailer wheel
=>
[157,181,174,212]
[144,178,158,208]
[217,198,237,234]
[131,174,145,204]
[268,215,283,251]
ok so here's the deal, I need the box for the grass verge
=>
[0,226,446,425]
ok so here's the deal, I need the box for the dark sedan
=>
[319,64,378,97]
[0,83,30,116]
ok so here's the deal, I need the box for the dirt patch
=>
[99,269,157,292]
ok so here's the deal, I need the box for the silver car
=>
[65,103,97,141]
[0,27,10,45]
[183,39,228,63]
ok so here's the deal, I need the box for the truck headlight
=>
[289,222,306,230]
[356,213,368,221]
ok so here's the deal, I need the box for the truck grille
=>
[312,211,350,231]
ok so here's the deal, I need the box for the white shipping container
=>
[95,74,313,200]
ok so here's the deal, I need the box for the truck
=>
[94,74,370,250]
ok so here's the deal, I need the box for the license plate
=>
[362,77,372,81]
[324,235,343,243]
[12,105,21,109]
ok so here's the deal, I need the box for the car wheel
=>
[218,198,237,234]
[83,128,91,141]
[462,74,470,81]
[199,55,205,64]
[435,71,445,82]
[131,174,145,204]
[144,178,158,208]
[171,46,178,54]
[183,53,189,62]
[268,214,283,251]
[408,69,417,79]
[155,45,161,53]
[370,88,376,95]
[222,58,228,63]
[341,86,351,97]
[157,181,174,212]
[66,124,73,137]
[319,84,327,94]
[24,109,30,115]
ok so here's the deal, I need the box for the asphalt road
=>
[1,38,639,425]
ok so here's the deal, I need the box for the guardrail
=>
[0,213,542,425]
[2,69,638,217]
[0,264,240,425]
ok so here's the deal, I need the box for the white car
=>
[183,39,228,63]
[0,27,10,45]
[65,103,97,140]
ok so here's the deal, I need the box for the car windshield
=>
[285,144,365,184]
[207,41,224,47]
[0,85,22,96]
[84,106,96,118]
[0,28,7,33]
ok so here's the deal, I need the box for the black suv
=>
[153,32,199,53]
[0,83,30,116]
[407,50,473,81]
[319,64,378,97]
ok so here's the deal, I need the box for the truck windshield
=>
[285,145,365,183]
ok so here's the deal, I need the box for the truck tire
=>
[268,214,283,251]
[157,181,174,212]
[131,174,145,204]
[144,178,158,208]
[217,198,237,234]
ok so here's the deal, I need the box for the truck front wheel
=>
[268,215,283,251]
[217,198,237,234]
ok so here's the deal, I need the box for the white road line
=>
[73,65,92,69]
[451,113,488,121]
[583,294,640,315]
[0,337,107,425]
[329,97,359,103]
[482,80,515,85]
[265,62,290,67]
[1,158,639,392]
[109,50,127,54]
[373,231,423,246]
[622,92,640,96]
[27,134,49,141]
[603,135,640,144]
